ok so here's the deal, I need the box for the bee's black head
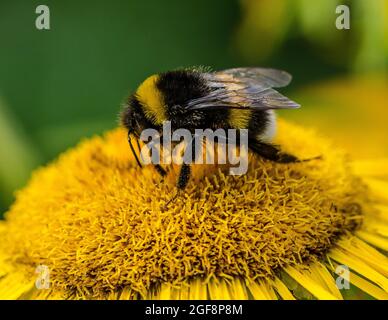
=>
[121,94,152,137]
[121,94,154,168]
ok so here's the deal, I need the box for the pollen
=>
[0,119,371,299]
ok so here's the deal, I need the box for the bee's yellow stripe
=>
[229,109,252,129]
[136,74,167,125]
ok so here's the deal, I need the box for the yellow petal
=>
[271,277,296,300]
[0,253,12,278]
[337,237,388,277]
[363,219,388,237]
[227,278,249,300]
[189,278,208,300]
[0,273,34,300]
[208,279,231,300]
[374,204,388,223]
[356,230,388,252]
[31,289,53,300]
[352,159,388,177]
[119,287,137,300]
[328,262,388,300]
[349,271,388,300]
[159,283,172,300]
[363,178,388,202]
[0,264,9,278]
[29,288,68,300]
[284,266,339,300]
[329,248,388,291]
[246,280,278,300]
[177,285,190,300]
[146,285,161,300]
[309,262,343,299]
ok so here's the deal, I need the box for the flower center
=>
[0,120,368,298]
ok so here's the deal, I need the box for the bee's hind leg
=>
[249,140,321,163]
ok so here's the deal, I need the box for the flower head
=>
[0,119,387,300]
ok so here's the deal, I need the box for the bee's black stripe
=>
[156,70,209,110]
[248,110,270,137]
[156,70,230,129]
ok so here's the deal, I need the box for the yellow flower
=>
[0,119,387,300]
[287,76,388,159]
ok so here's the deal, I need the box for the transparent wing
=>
[215,67,293,88]
[186,68,300,111]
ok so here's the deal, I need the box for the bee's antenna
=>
[299,155,323,162]
[128,133,143,168]
[136,139,142,154]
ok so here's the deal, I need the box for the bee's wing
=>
[186,68,299,111]
[215,67,292,88]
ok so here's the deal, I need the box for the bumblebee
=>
[121,67,304,190]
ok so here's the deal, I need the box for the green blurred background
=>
[0,0,387,216]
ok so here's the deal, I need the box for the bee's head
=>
[124,74,169,129]
[121,73,170,167]
[121,94,155,168]
[121,94,151,137]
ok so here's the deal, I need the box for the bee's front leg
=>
[153,164,167,177]
[146,133,168,177]
[163,163,190,207]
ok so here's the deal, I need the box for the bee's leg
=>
[143,133,168,177]
[176,136,197,190]
[153,164,167,177]
[163,140,194,207]
[177,163,191,190]
[163,164,191,207]
[249,140,320,163]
